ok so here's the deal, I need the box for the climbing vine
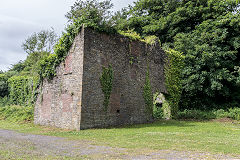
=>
[164,49,185,118]
[143,67,153,115]
[100,65,114,111]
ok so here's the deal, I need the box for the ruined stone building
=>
[34,27,166,130]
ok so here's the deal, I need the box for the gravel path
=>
[0,129,239,160]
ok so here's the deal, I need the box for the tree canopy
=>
[22,29,58,54]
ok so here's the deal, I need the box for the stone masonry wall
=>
[34,27,166,130]
[80,28,166,129]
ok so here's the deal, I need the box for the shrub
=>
[0,105,34,122]
[153,107,163,119]
[177,108,240,121]
[153,93,171,119]
[177,109,215,120]
[228,108,240,120]
[0,74,9,97]
[214,109,228,119]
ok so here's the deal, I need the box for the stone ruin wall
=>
[34,28,85,130]
[34,27,166,130]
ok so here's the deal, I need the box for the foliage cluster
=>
[164,49,185,118]
[118,0,239,45]
[0,105,34,122]
[175,12,240,110]
[8,76,39,106]
[22,29,58,54]
[0,71,19,98]
[0,74,9,97]
[152,93,163,119]
[177,109,216,120]
[100,65,113,111]
[153,104,163,119]
[214,108,240,120]
[177,107,240,121]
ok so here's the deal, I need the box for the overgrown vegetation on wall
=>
[100,65,113,111]
[143,68,153,115]
[38,0,116,81]
[164,49,185,118]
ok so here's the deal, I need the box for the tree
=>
[0,74,8,97]
[22,29,58,54]
[21,51,50,76]
[65,0,113,27]
[120,0,239,45]
[0,71,18,97]
[9,60,25,73]
[174,12,240,110]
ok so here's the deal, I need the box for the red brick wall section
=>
[41,92,52,120]
[61,93,73,113]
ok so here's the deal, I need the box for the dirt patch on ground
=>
[0,129,239,160]
[211,118,234,123]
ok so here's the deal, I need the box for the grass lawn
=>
[0,119,239,156]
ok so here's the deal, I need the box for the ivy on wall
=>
[143,67,153,115]
[8,76,40,106]
[164,49,185,118]
[100,65,114,111]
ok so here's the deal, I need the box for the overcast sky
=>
[0,0,136,71]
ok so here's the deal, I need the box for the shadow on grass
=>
[104,120,196,130]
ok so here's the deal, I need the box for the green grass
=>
[0,119,240,156]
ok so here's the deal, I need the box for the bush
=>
[153,105,163,119]
[177,109,215,120]
[227,108,240,120]
[177,108,240,121]
[214,109,228,119]
[214,108,240,120]
[0,105,34,122]
[153,93,170,119]
[0,74,9,97]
